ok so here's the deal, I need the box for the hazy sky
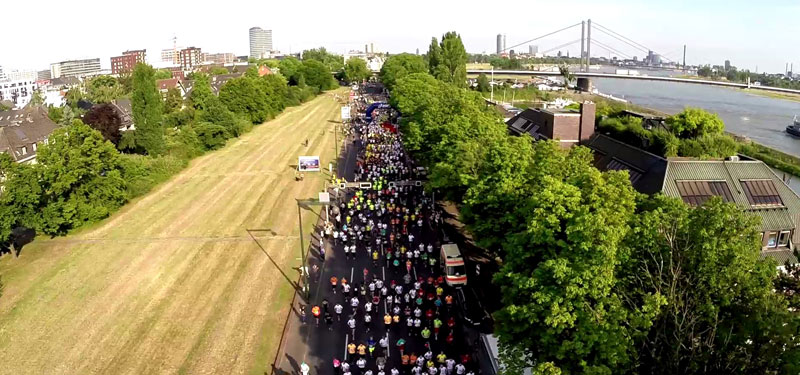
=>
[2,0,798,74]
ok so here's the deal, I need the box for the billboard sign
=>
[341,106,351,120]
[298,156,321,172]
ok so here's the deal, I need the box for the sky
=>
[2,0,798,74]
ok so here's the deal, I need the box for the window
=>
[20,146,26,155]
[32,143,36,152]
[740,179,783,207]
[779,231,791,247]
[767,231,778,248]
[675,180,734,206]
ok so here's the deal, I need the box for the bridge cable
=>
[593,22,675,62]
[591,27,649,54]
[591,39,633,60]
[502,22,582,54]
[541,39,583,55]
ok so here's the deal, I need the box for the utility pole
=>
[586,19,592,71]
[297,203,309,299]
[580,21,586,72]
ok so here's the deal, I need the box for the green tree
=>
[193,122,229,150]
[190,73,214,110]
[301,59,337,91]
[0,154,42,255]
[302,47,344,72]
[476,73,490,92]
[434,32,468,87]
[65,87,83,109]
[620,196,800,374]
[163,87,183,114]
[37,120,127,235]
[131,63,165,155]
[59,106,75,127]
[30,90,44,106]
[343,58,370,84]
[559,64,574,88]
[153,69,173,80]
[492,143,647,375]
[86,75,123,103]
[427,37,442,76]
[209,66,229,76]
[278,57,304,86]
[219,76,270,124]
[379,53,427,91]
[666,107,725,138]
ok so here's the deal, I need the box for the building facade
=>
[506,102,596,148]
[249,27,273,58]
[161,47,183,65]
[0,79,37,109]
[496,34,502,55]
[50,58,101,78]
[110,50,146,75]
[179,47,202,71]
[203,52,235,65]
[37,70,51,80]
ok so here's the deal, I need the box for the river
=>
[592,78,800,157]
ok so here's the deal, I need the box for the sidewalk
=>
[271,130,359,375]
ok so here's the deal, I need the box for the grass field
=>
[0,89,347,375]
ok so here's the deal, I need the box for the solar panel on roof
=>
[675,180,733,206]
[741,179,783,207]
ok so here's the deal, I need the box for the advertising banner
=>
[298,156,321,172]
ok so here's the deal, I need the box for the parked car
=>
[455,286,490,328]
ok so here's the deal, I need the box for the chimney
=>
[579,101,596,144]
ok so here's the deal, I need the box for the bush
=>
[194,122,230,150]
[119,154,188,198]
[677,134,739,159]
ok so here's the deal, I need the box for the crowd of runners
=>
[299,84,479,375]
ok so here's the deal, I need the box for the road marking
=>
[344,333,349,361]
[382,266,386,281]
[386,332,390,358]
[350,267,354,282]
[413,266,417,280]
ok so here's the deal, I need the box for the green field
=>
[0,90,346,375]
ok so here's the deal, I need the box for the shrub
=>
[119,154,188,198]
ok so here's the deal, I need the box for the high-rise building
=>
[0,65,5,81]
[724,60,731,71]
[249,27,273,58]
[50,58,101,78]
[161,47,183,65]
[111,49,146,75]
[179,47,202,71]
[529,45,538,55]
[496,34,503,55]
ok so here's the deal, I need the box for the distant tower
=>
[416,48,419,55]
[365,44,369,54]
[172,36,178,65]
[496,34,503,55]
[249,27,273,58]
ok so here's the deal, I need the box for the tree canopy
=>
[131,63,165,155]
[83,104,122,145]
[86,75,124,104]
[666,107,725,138]
[379,53,427,91]
[388,57,800,374]
[302,47,344,72]
[343,58,370,84]
[301,59,338,91]
[427,32,467,87]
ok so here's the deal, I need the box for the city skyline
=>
[2,0,799,74]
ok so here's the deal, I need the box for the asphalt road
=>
[275,94,475,375]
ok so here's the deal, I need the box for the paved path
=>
[273,93,473,375]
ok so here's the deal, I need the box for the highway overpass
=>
[467,69,800,95]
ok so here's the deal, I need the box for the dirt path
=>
[0,90,347,375]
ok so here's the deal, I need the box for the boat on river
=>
[786,116,800,137]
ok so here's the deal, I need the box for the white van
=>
[441,244,467,287]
